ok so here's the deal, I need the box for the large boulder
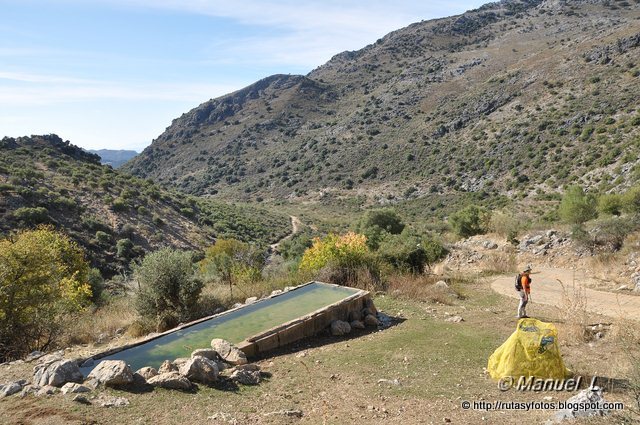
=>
[0,381,24,398]
[33,359,83,387]
[87,360,134,387]
[211,339,247,365]
[330,320,351,336]
[147,372,192,391]
[158,360,177,374]
[178,356,219,385]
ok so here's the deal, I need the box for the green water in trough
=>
[83,282,359,372]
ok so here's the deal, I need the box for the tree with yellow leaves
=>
[0,227,91,361]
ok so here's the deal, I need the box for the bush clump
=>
[559,185,597,224]
[133,248,203,330]
[449,205,490,238]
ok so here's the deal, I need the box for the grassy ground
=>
[1,276,637,424]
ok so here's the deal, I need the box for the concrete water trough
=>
[80,281,372,373]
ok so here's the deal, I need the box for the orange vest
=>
[520,274,531,293]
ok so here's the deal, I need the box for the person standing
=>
[516,266,532,318]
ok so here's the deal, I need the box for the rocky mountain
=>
[123,0,640,205]
[0,135,290,276]
[88,149,138,168]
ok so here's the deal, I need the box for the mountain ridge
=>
[122,0,640,205]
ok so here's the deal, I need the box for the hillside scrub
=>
[356,208,405,249]
[0,227,92,361]
[199,239,266,292]
[377,229,447,273]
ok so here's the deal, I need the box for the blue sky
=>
[0,0,486,151]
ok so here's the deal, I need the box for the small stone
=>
[445,315,464,323]
[377,378,400,386]
[434,281,449,289]
[0,381,23,397]
[191,349,220,361]
[178,356,219,385]
[233,363,260,372]
[230,368,260,385]
[270,289,283,296]
[350,320,366,329]
[97,395,130,408]
[135,367,158,380]
[35,385,57,396]
[73,394,92,404]
[60,382,91,394]
[158,360,177,374]
[244,296,258,304]
[364,314,380,327]
[330,320,351,336]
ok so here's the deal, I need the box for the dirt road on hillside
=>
[491,267,640,321]
[270,215,302,252]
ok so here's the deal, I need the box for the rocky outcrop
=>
[33,359,83,387]
[230,368,260,385]
[87,360,134,387]
[210,339,247,365]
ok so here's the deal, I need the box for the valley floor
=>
[1,276,636,424]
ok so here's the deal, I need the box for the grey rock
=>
[364,314,380,327]
[553,387,608,422]
[263,409,303,418]
[135,367,158,380]
[244,296,258,304]
[350,320,366,329]
[434,280,449,289]
[233,363,260,372]
[158,360,177,374]
[483,241,498,249]
[33,359,83,387]
[230,369,261,385]
[60,382,91,394]
[72,394,91,405]
[24,351,45,362]
[348,310,362,322]
[330,320,351,336]
[172,357,190,369]
[87,360,134,387]
[445,315,464,323]
[191,348,220,361]
[0,381,23,397]
[270,289,283,296]
[210,339,248,365]
[178,356,219,385]
[147,372,193,391]
[35,385,57,396]
[97,395,130,408]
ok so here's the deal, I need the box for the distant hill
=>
[123,0,640,205]
[0,135,290,277]
[88,149,138,168]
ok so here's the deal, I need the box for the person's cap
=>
[523,265,532,272]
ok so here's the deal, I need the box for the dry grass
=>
[556,278,590,344]
[479,249,517,275]
[387,273,462,305]
[62,296,138,346]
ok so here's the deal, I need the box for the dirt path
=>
[491,267,640,321]
[270,215,302,252]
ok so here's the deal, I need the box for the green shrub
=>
[356,208,405,249]
[622,185,640,213]
[116,238,134,259]
[152,214,164,226]
[13,207,50,226]
[449,205,490,237]
[377,230,447,273]
[559,185,597,224]
[112,198,128,212]
[87,268,105,303]
[133,249,203,329]
[597,193,623,216]
[94,231,110,244]
[279,232,313,261]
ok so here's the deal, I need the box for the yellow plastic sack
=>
[487,318,570,380]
